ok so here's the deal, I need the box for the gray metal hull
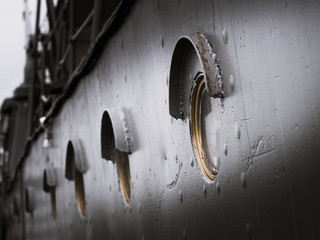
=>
[4,0,320,239]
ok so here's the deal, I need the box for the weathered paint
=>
[4,0,320,239]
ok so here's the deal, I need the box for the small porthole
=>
[191,75,220,181]
[50,187,57,219]
[43,168,57,220]
[65,139,88,216]
[25,188,35,227]
[101,108,133,203]
[75,168,86,216]
[116,150,131,203]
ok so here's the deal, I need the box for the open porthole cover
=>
[101,107,133,161]
[169,33,224,119]
[43,167,57,192]
[65,139,88,180]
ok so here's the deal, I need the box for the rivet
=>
[229,74,235,92]
[216,182,221,195]
[235,123,241,139]
[222,28,228,44]
[241,172,247,188]
[203,185,207,197]
[213,156,220,169]
[190,156,194,167]
[223,143,228,156]
[179,189,183,203]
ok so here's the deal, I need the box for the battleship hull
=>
[1,0,320,239]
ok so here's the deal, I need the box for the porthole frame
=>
[101,107,133,203]
[75,167,86,216]
[65,139,88,216]
[190,75,219,181]
[169,34,224,181]
[43,168,57,220]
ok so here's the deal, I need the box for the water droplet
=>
[213,156,220,169]
[203,185,207,197]
[223,143,228,156]
[183,229,187,240]
[190,156,194,167]
[229,74,235,92]
[235,123,241,139]
[241,172,247,188]
[246,222,252,239]
[179,189,183,203]
[222,28,228,44]
[166,73,169,86]
[216,182,221,195]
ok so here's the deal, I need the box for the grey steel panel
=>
[5,0,319,240]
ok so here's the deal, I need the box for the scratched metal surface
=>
[10,0,320,239]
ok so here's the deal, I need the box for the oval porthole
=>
[25,188,35,226]
[101,108,133,203]
[116,150,131,203]
[65,139,87,216]
[169,34,224,181]
[43,168,57,219]
[50,187,57,220]
[191,75,221,181]
[75,167,86,215]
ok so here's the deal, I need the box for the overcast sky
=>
[0,0,46,107]
[0,0,25,106]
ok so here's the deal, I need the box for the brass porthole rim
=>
[75,168,86,216]
[191,75,218,181]
[117,150,131,204]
